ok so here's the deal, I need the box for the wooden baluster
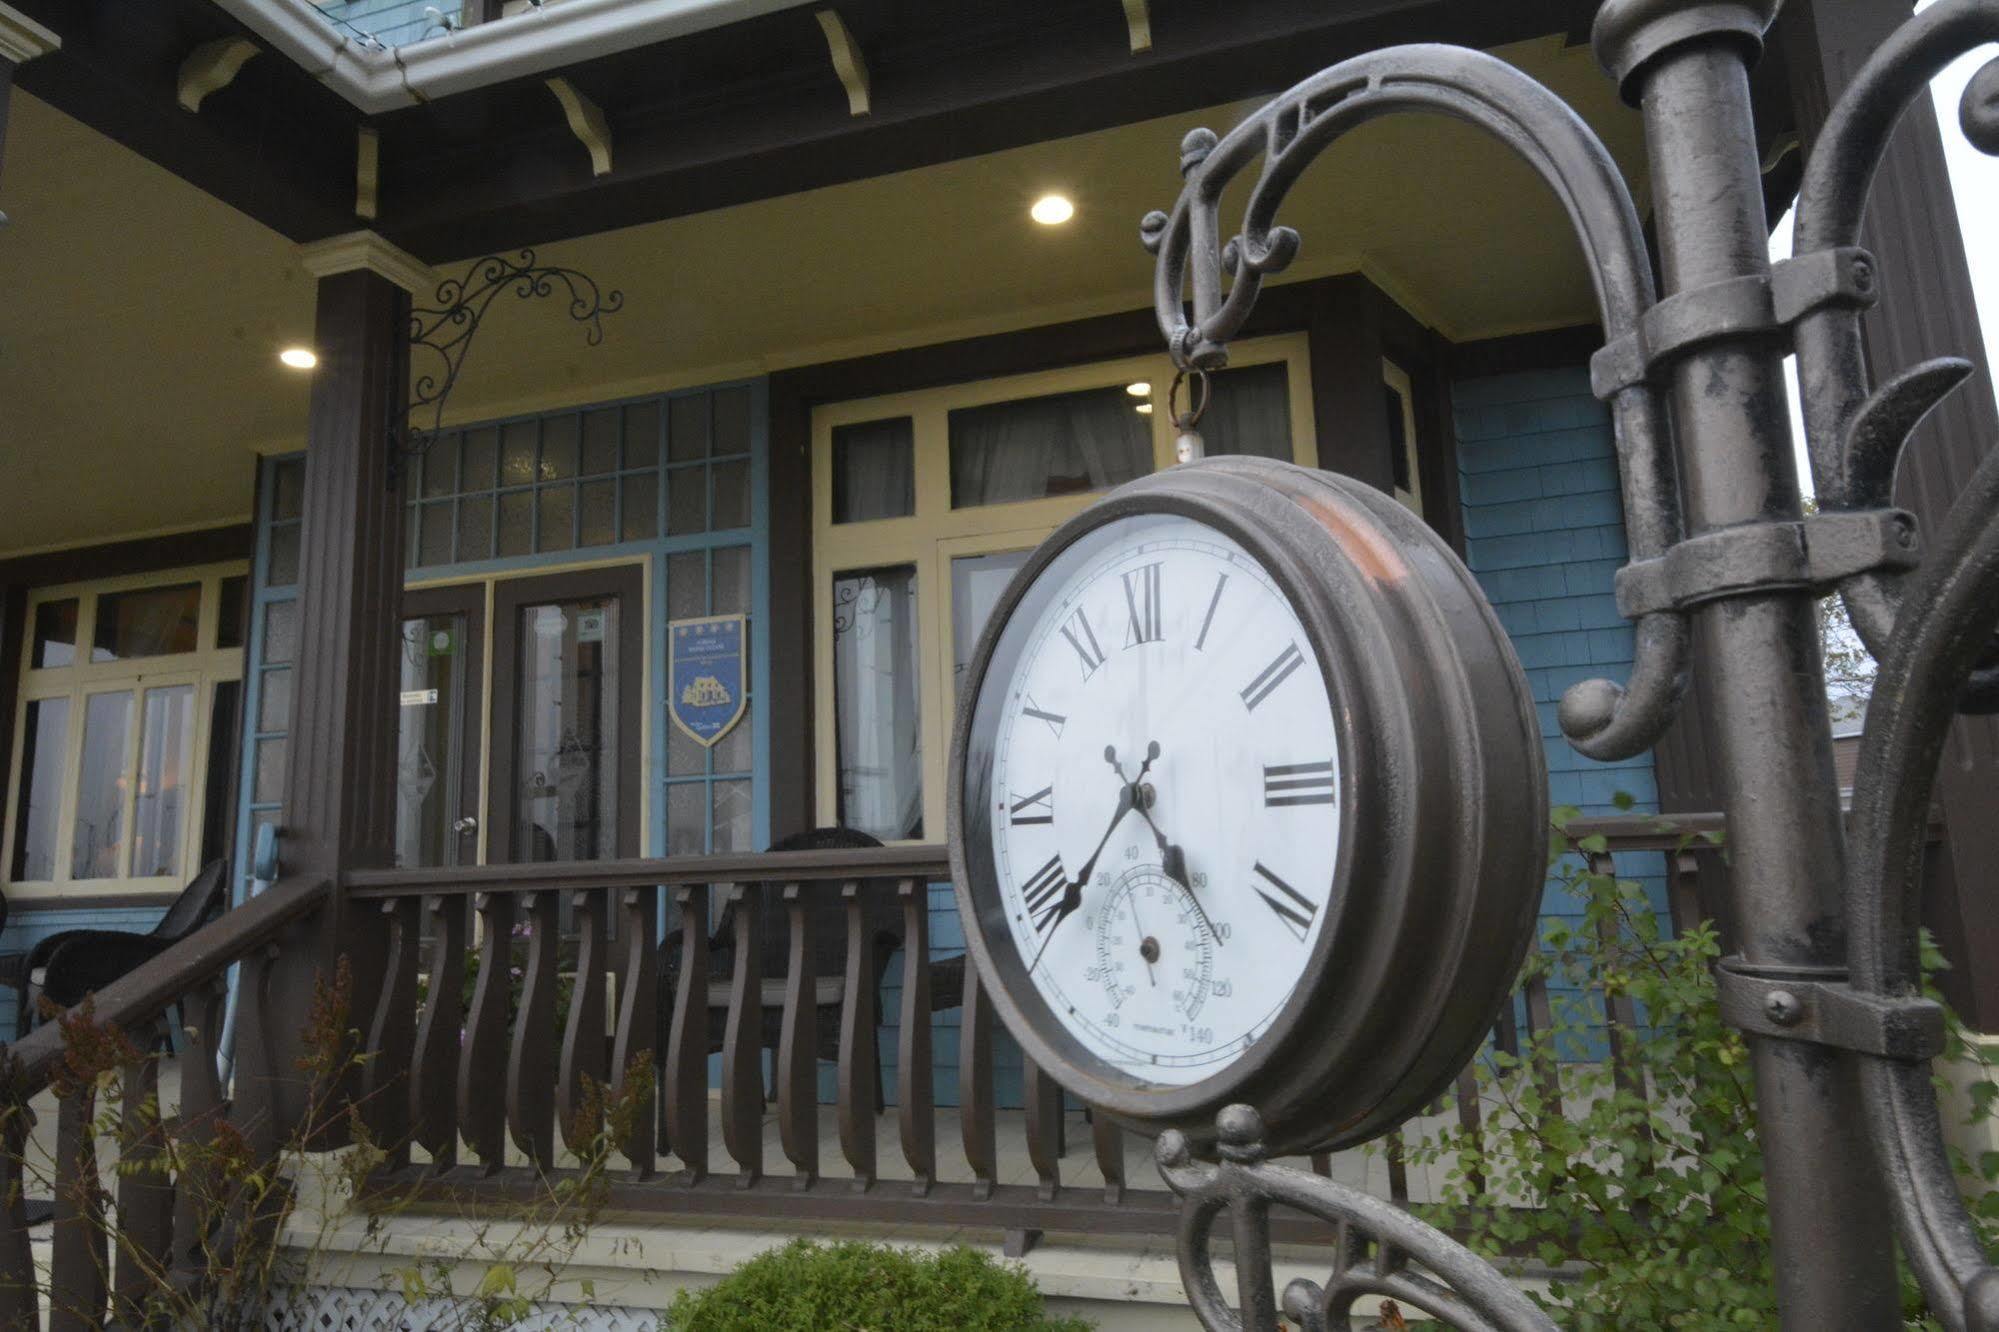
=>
[1023,1060,1061,1202]
[775,883,818,1188]
[959,964,996,1201]
[460,891,515,1173]
[113,1023,172,1321]
[0,1086,33,1324]
[836,881,878,1191]
[1670,849,1704,939]
[1090,1107,1124,1204]
[173,975,227,1287]
[1494,997,1521,1059]
[559,889,610,1161]
[508,891,559,1170]
[1454,1066,1486,1197]
[1310,1151,1331,1177]
[411,894,466,1173]
[665,884,709,1184]
[611,886,657,1179]
[231,944,282,1166]
[1523,972,1564,1118]
[896,880,935,1196]
[362,896,420,1166]
[1385,1128,1410,1205]
[720,883,764,1187]
[50,1079,106,1331]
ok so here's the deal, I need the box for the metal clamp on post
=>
[1715,957,1946,1060]
[1613,508,1919,617]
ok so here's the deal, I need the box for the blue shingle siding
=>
[1455,366,1668,1058]
[314,0,461,48]
[0,905,168,1036]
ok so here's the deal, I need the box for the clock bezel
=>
[948,457,1548,1156]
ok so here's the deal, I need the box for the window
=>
[812,335,1314,841]
[1383,359,1424,516]
[5,566,247,898]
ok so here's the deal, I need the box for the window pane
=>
[269,525,302,587]
[418,501,455,567]
[259,667,293,733]
[669,393,710,462]
[9,698,69,880]
[714,386,751,456]
[273,458,306,521]
[396,612,470,870]
[582,409,620,475]
[666,782,706,856]
[713,778,752,852]
[94,584,201,661]
[1203,362,1293,461]
[31,599,79,669]
[512,599,621,862]
[263,601,299,665]
[667,552,706,621]
[833,418,915,523]
[458,495,494,563]
[621,474,658,542]
[72,691,134,879]
[133,685,195,878]
[541,415,579,481]
[217,577,248,650]
[201,680,242,866]
[668,717,707,776]
[949,385,1151,507]
[713,460,750,531]
[498,492,533,557]
[579,479,617,547]
[462,428,498,492]
[951,550,1031,689]
[501,421,538,486]
[537,486,576,553]
[254,736,287,804]
[624,401,660,468]
[714,706,752,774]
[667,469,707,535]
[420,436,458,498]
[712,546,750,616]
[833,566,922,841]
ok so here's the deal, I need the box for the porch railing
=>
[0,812,1755,1321]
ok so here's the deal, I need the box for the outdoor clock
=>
[948,456,1548,1156]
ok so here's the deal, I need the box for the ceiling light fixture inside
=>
[279,347,317,370]
[1126,381,1151,397]
[1135,402,1154,415]
[1030,194,1075,226]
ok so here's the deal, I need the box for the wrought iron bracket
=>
[1612,508,1919,617]
[1715,957,1945,1060]
[1592,249,1879,395]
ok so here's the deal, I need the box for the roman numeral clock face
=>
[984,514,1342,1088]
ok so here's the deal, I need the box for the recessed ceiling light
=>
[1135,402,1154,415]
[1126,381,1151,397]
[279,347,317,370]
[1030,194,1075,226]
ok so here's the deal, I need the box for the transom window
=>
[6,566,247,898]
[812,335,1315,842]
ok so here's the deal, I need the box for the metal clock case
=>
[949,455,1547,1157]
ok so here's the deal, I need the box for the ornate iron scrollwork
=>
[1157,1107,1555,1332]
[396,249,624,478]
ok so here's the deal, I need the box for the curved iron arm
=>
[1140,44,1686,760]
[1790,0,1999,700]
[1156,1106,1556,1332]
[399,249,625,476]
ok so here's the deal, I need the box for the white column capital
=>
[297,230,438,298]
[0,3,60,65]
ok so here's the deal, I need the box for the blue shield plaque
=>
[669,614,748,748]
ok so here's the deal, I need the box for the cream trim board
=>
[297,231,439,297]
[5,564,248,897]
[810,334,1316,837]
[0,3,60,64]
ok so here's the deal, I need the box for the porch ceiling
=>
[0,33,1646,558]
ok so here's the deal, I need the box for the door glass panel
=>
[32,599,79,668]
[94,584,201,661]
[833,565,921,841]
[397,613,471,869]
[512,598,621,862]
[1202,361,1293,461]
[133,685,195,878]
[200,680,242,866]
[951,550,1031,692]
[72,690,134,878]
[948,385,1151,507]
[9,698,70,880]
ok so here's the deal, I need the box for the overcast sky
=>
[1776,5,1997,493]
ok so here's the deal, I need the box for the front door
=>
[395,585,485,869]
[488,566,644,864]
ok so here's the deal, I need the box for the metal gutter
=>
[209,0,810,113]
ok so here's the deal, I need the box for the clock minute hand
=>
[1028,782,1136,974]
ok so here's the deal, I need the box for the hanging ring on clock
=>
[1169,367,1211,431]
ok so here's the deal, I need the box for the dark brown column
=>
[1776,0,1999,1028]
[1,56,15,210]
[252,266,409,1129]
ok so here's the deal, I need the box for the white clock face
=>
[984,513,1342,1088]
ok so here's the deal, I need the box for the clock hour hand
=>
[1028,782,1136,974]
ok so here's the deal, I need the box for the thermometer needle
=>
[1129,894,1156,987]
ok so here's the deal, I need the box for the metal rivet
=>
[1765,990,1803,1026]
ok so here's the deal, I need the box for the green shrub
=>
[666,1239,1093,1331]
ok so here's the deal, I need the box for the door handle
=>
[453,816,479,834]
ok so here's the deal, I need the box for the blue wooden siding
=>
[1454,365,1667,1054]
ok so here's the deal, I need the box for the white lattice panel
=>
[267,1285,660,1331]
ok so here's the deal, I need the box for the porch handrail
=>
[343,843,952,898]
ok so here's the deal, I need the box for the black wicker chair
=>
[17,857,230,1038]
[656,827,966,1115]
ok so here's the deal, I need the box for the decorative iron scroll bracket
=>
[1156,1106,1556,1332]
[392,249,624,487]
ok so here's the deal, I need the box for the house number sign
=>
[949,455,1548,1156]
